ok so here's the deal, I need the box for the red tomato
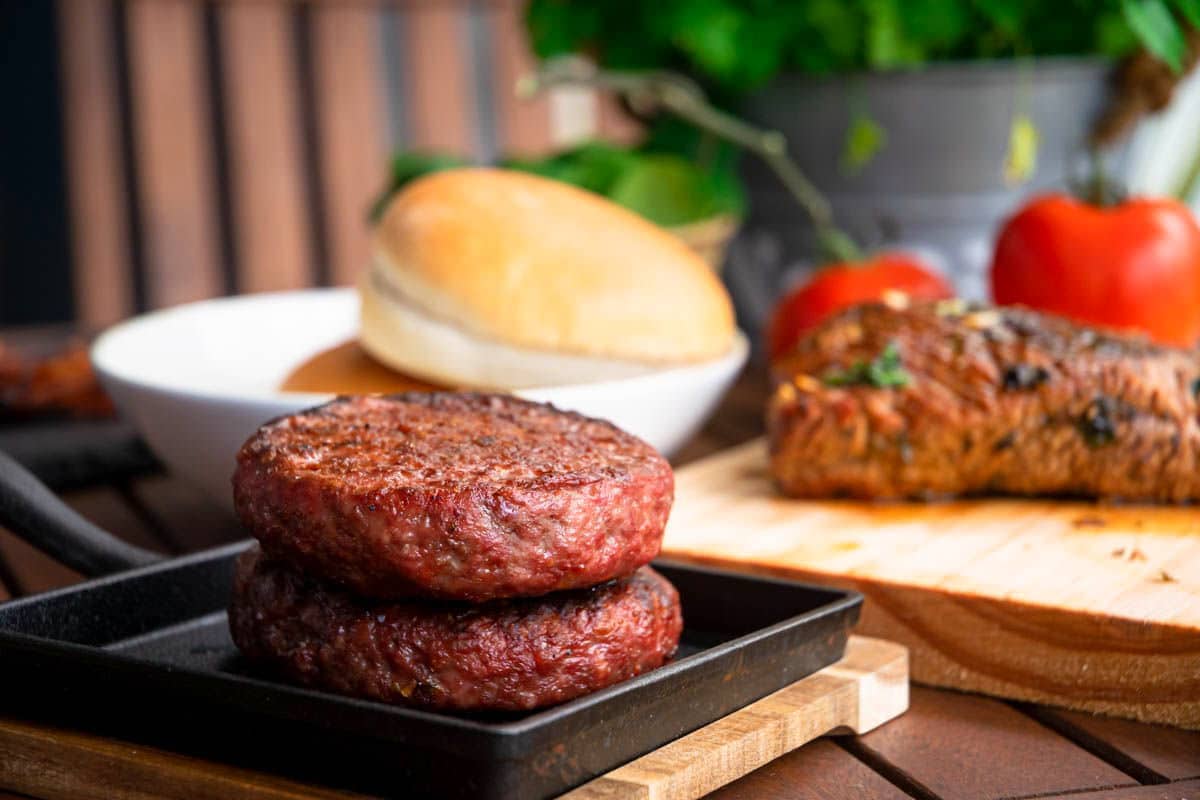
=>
[766,254,953,361]
[991,194,1200,347]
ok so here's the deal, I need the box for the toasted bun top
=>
[369,168,736,363]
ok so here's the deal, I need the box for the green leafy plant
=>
[1124,0,1200,70]
[527,0,1198,94]
[370,141,745,228]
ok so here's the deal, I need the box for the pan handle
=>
[0,449,162,577]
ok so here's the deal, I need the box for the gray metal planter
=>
[727,57,1131,345]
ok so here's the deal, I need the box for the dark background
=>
[0,2,74,325]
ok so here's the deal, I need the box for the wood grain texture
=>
[853,687,1136,800]
[0,717,370,800]
[1036,709,1200,782]
[125,0,223,308]
[125,475,242,554]
[0,555,15,601]
[63,486,165,553]
[0,530,81,597]
[486,0,552,156]
[562,637,908,800]
[310,5,388,286]
[0,486,161,596]
[56,0,135,326]
[400,4,475,155]
[217,3,313,293]
[707,739,909,800]
[1038,780,1200,799]
[663,438,1200,727]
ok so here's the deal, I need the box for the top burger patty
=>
[768,301,1200,502]
[234,393,674,600]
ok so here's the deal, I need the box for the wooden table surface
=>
[0,364,1198,800]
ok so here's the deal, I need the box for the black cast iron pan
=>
[0,450,862,799]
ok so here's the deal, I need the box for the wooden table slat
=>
[125,476,243,554]
[0,717,370,800]
[1029,707,1200,783]
[851,687,1138,800]
[0,530,82,597]
[63,486,166,554]
[706,739,910,800]
[0,537,27,599]
[1035,778,1200,799]
[0,485,162,596]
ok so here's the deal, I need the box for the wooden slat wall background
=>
[218,3,314,294]
[125,0,225,310]
[54,0,623,327]
[56,0,135,327]
[310,4,388,287]
[401,3,476,154]
[487,0,552,156]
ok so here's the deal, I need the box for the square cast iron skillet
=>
[0,450,861,799]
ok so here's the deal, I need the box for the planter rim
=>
[756,54,1115,90]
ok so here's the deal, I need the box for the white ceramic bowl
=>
[92,288,749,508]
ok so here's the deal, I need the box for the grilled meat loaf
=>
[768,301,1200,502]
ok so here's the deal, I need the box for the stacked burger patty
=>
[228,393,683,711]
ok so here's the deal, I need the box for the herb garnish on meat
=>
[823,342,911,389]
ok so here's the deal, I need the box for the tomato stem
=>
[1088,148,1107,206]
[761,140,863,262]
[1079,147,1126,207]
[817,228,863,264]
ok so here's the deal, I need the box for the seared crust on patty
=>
[229,547,683,711]
[233,393,673,600]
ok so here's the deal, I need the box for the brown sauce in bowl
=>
[280,340,445,395]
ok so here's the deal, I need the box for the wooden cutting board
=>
[662,439,1200,729]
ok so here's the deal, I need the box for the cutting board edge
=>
[662,548,1200,730]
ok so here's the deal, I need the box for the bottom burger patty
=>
[229,547,683,711]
